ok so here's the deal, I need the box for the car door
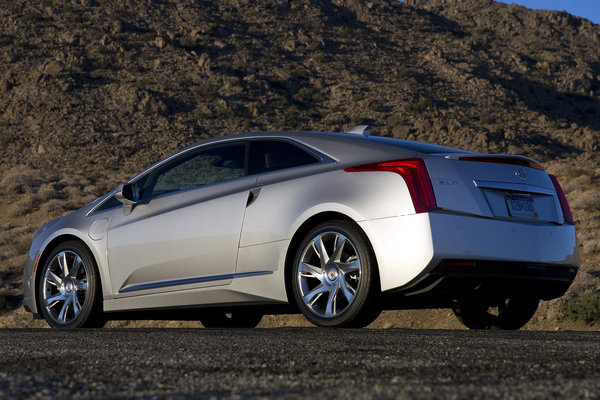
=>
[106,141,257,296]
[237,139,327,273]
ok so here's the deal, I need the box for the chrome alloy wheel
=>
[42,250,89,325]
[296,231,361,319]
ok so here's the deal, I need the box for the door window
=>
[145,142,247,198]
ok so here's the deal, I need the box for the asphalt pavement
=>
[0,328,599,399]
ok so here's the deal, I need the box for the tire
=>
[291,220,381,328]
[453,294,539,330]
[200,310,263,328]
[38,241,105,329]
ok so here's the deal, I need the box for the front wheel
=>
[453,294,539,330]
[292,220,381,328]
[38,241,105,329]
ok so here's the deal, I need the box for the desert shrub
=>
[405,98,430,113]
[566,167,588,179]
[0,225,16,246]
[37,183,62,201]
[561,174,591,194]
[83,184,100,196]
[0,225,35,259]
[0,167,42,195]
[13,234,32,255]
[43,199,67,215]
[569,190,600,211]
[65,185,85,198]
[92,59,111,70]
[368,101,383,112]
[582,239,600,254]
[9,194,38,216]
[561,292,600,323]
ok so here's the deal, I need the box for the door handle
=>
[246,188,261,207]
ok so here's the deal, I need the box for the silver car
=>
[23,127,578,329]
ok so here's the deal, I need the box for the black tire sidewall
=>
[291,220,380,328]
[38,241,102,329]
[453,295,539,330]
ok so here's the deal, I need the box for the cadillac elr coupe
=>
[23,126,578,329]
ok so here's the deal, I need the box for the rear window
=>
[249,140,319,175]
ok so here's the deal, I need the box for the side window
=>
[249,140,319,175]
[146,142,247,198]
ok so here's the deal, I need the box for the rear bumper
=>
[361,210,578,294]
[383,259,577,308]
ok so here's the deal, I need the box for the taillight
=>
[549,174,574,224]
[458,156,545,171]
[344,159,437,213]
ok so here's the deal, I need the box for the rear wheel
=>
[199,310,263,328]
[453,294,539,330]
[38,241,105,329]
[292,220,381,328]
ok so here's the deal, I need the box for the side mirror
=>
[115,183,138,216]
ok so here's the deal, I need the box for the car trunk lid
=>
[424,154,564,224]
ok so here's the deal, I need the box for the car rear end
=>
[391,153,578,305]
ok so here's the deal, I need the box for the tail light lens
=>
[549,174,574,224]
[344,159,437,213]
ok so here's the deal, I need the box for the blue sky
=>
[496,1,600,24]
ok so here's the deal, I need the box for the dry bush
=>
[94,178,118,194]
[0,167,43,195]
[561,174,592,194]
[13,233,33,255]
[0,225,35,264]
[561,291,600,323]
[9,193,38,216]
[64,185,84,199]
[42,199,67,215]
[582,239,600,254]
[36,183,62,202]
[59,175,90,188]
[569,190,600,211]
[0,224,16,245]
[83,184,99,196]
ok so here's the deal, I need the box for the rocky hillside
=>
[1,0,599,329]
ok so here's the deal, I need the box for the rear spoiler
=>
[444,154,545,171]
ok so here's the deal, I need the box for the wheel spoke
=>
[303,283,330,306]
[298,262,323,281]
[58,252,70,277]
[45,293,65,309]
[325,284,339,317]
[46,271,63,288]
[312,236,330,266]
[340,276,356,303]
[331,234,346,263]
[72,292,81,316]
[340,260,360,274]
[74,279,88,292]
[58,296,71,323]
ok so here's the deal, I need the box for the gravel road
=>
[1,328,599,399]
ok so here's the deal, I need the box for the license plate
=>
[506,194,538,218]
